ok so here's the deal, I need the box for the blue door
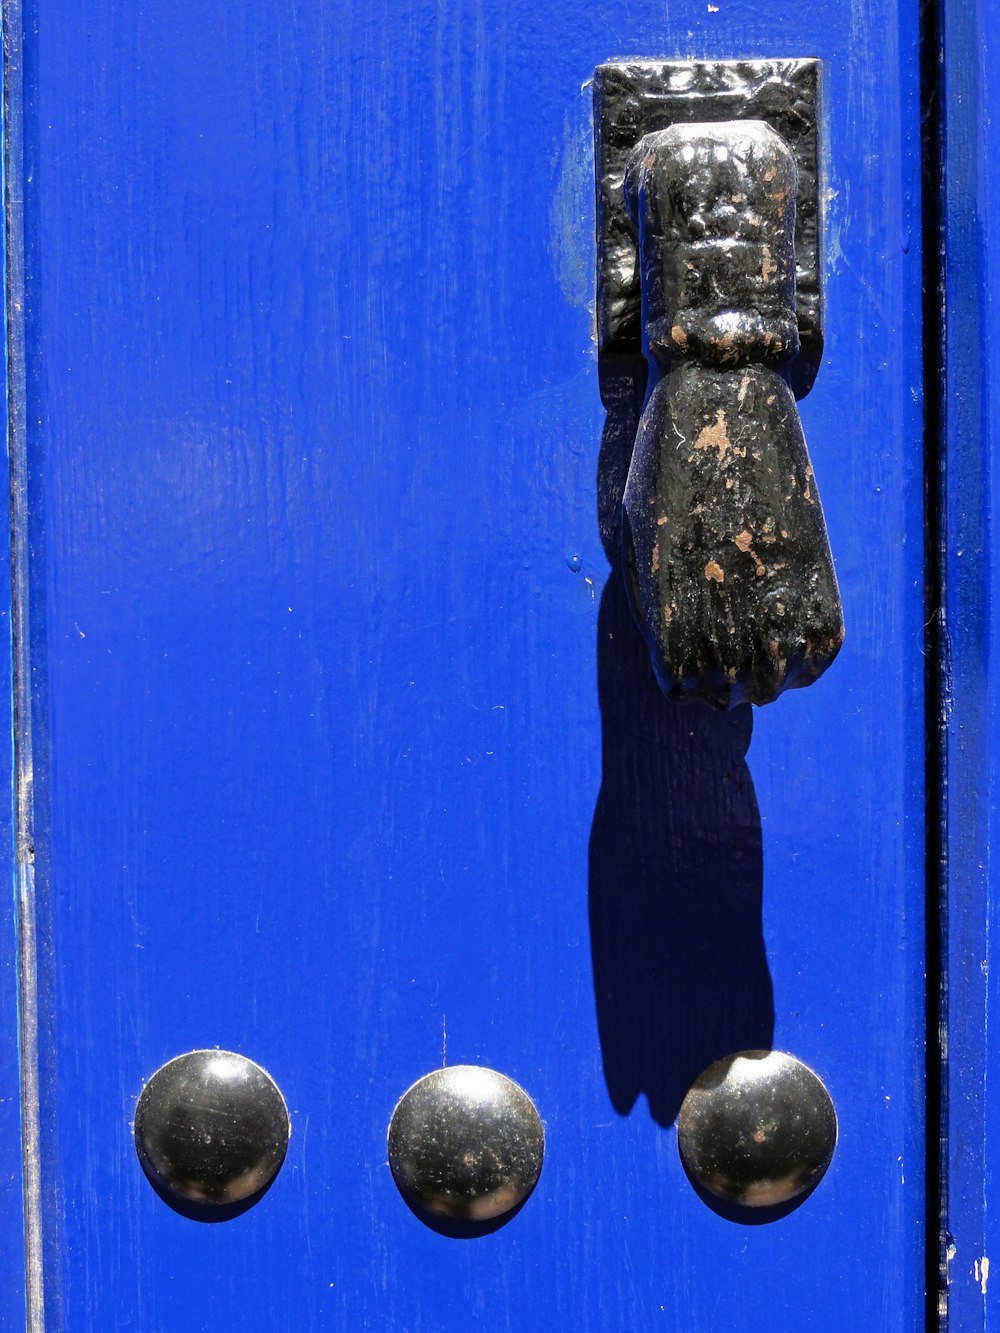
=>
[0,0,935,1326]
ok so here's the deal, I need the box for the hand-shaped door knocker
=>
[595,62,844,708]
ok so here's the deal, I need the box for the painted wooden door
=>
[1,0,931,1326]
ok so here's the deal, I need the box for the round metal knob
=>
[677,1049,836,1208]
[387,1065,544,1225]
[134,1049,289,1211]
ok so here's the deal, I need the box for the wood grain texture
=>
[937,0,1000,1324]
[19,0,925,1326]
[0,0,31,1318]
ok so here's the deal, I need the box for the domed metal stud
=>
[134,1049,289,1213]
[677,1050,836,1208]
[387,1065,544,1227]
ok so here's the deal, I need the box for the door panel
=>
[19,0,925,1325]
[938,0,1000,1323]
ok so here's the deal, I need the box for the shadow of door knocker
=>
[591,59,842,1215]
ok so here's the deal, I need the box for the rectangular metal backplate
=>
[594,58,823,397]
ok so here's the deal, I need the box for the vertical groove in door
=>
[920,0,947,1322]
[931,0,1000,1325]
[3,0,43,1324]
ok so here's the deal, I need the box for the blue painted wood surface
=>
[938,0,1000,1324]
[0,0,29,1320]
[15,0,926,1325]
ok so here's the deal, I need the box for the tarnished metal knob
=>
[387,1065,544,1226]
[677,1049,836,1208]
[134,1049,290,1212]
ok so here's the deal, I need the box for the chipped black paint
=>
[594,58,824,398]
[611,116,843,708]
